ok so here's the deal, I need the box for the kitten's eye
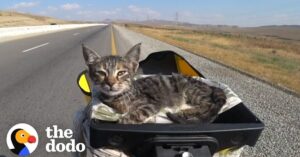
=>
[117,71,127,76]
[95,70,106,77]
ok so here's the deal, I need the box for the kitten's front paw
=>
[119,116,137,124]
[119,113,144,124]
[119,117,130,124]
[166,112,187,124]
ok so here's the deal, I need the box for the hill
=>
[238,25,300,41]
[127,19,300,41]
[0,11,78,27]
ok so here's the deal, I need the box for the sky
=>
[0,0,299,27]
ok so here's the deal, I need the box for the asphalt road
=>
[0,24,299,157]
[0,25,112,156]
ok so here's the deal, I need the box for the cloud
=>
[60,3,80,11]
[76,10,92,16]
[128,5,160,18]
[128,5,141,12]
[76,8,122,20]
[47,6,58,11]
[100,8,122,15]
[12,2,38,9]
[38,11,47,15]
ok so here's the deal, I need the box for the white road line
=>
[73,33,80,36]
[22,42,49,53]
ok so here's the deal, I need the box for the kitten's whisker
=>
[121,92,130,111]
[121,93,126,105]
[126,92,132,104]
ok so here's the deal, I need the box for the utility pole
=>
[175,12,179,26]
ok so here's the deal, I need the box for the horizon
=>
[0,0,299,27]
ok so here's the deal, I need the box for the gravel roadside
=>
[113,25,300,157]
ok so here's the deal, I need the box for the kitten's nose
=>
[107,82,115,88]
[106,77,116,88]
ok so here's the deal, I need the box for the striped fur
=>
[82,43,226,124]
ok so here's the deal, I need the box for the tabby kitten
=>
[82,43,226,124]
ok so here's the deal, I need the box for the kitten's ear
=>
[125,43,141,63]
[125,43,141,72]
[82,44,100,65]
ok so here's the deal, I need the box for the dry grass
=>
[125,24,300,94]
[0,11,75,27]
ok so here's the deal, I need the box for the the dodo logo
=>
[6,123,39,156]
